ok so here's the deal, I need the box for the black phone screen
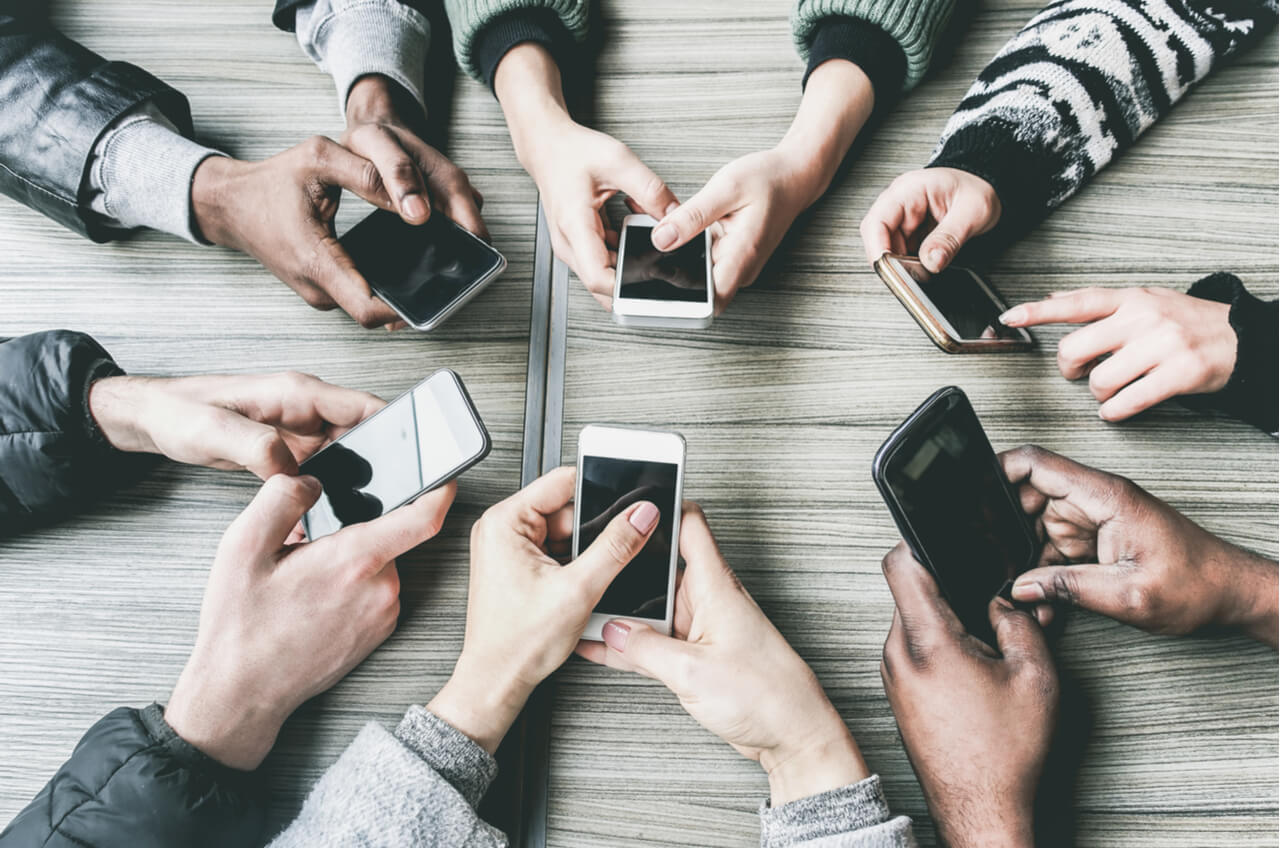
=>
[879,390,1036,643]
[892,256,1022,341]
[341,210,502,325]
[578,456,678,618]
[619,225,709,303]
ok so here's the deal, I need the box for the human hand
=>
[860,167,1002,273]
[191,137,401,328]
[880,542,1057,848]
[494,44,678,309]
[427,466,661,753]
[576,504,869,805]
[88,371,384,479]
[164,473,457,769]
[1002,446,1278,647]
[998,288,1236,421]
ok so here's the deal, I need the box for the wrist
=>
[190,155,239,246]
[164,656,290,771]
[760,720,870,806]
[774,59,874,207]
[88,376,157,454]
[427,656,533,755]
[939,819,1036,848]
[345,74,399,125]
[1207,542,1279,647]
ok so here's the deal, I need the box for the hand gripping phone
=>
[612,214,714,329]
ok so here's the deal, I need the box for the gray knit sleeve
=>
[759,775,916,848]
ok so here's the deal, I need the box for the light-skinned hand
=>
[860,167,1002,272]
[880,541,1058,848]
[164,473,457,769]
[1002,446,1278,648]
[998,288,1236,421]
[577,503,871,806]
[88,371,384,479]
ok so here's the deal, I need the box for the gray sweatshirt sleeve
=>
[268,705,507,848]
[759,776,916,847]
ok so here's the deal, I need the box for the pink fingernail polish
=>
[602,620,631,651]
[629,501,660,534]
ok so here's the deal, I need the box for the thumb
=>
[988,597,1052,666]
[570,500,662,599]
[1012,563,1134,619]
[918,192,997,273]
[204,407,298,479]
[223,474,323,558]
[651,177,738,252]
[599,619,699,686]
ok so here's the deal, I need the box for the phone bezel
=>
[574,424,685,640]
[873,253,1033,353]
[299,368,491,540]
[612,213,714,323]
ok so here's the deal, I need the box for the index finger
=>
[563,208,614,296]
[323,479,458,570]
[1001,288,1124,328]
[859,193,904,264]
[880,541,965,641]
[997,445,1115,529]
[308,237,401,329]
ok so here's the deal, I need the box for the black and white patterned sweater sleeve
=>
[926,0,1278,236]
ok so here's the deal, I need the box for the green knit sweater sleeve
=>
[443,0,590,82]
[792,0,956,91]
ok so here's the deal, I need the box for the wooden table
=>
[1,2,1275,846]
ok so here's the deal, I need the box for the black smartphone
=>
[872,386,1039,645]
[299,369,491,540]
[340,209,506,331]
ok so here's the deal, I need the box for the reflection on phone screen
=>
[893,257,1021,341]
[578,456,677,618]
[619,225,709,303]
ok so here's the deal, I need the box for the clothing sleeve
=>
[268,705,507,847]
[0,704,266,848]
[0,331,156,537]
[442,0,590,90]
[1179,273,1279,434]
[0,8,197,241]
[759,776,916,847]
[925,0,1278,241]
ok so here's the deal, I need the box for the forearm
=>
[775,59,875,208]
[493,43,575,172]
[1211,544,1279,649]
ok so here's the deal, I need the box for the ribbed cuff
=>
[803,16,907,111]
[400,705,498,809]
[474,8,578,94]
[93,115,222,244]
[759,775,914,847]
[306,0,430,116]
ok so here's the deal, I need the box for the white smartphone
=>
[573,424,685,640]
[612,213,713,329]
[299,369,491,540]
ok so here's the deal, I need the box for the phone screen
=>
[619,225,709,303]
[880,391,1036,643]
[341,210,502,326]
[300,371,487,540]
[890,256,1022,341]
[577,456,678,618]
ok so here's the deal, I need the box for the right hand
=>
[164,473,457,770]
[1003,446,1279,647]
[860,167,1002,272]
[576,504,870,806]
[191,137,402,328]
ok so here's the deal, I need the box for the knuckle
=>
[249,429,284,467]
[1050,570,1082,604]
[390,157,419,189]
[1020,664,1060,704]
[1121,580,1156,620]
[303,135,330,165]
[668,649,701,690]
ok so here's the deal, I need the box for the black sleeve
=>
[801,16,907,115]
[0,8,194,241]
[0,331,155,536]
[472,7,581,94]
[1179,273,1279,434]
[0,705,266,848]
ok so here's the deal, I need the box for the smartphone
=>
[300,369,491,540]
[612,214,713,329]
[340,209,506,331]
[871,387,1039,646]
[873,252,1033,353]
[573,425,685,640]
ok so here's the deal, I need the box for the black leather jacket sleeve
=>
[0,330,155,536]
[0,7,194,241]
[0,704,266,848]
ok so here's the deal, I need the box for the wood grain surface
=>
[0,1,1276,846]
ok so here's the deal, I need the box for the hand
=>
[427,466,661,753]
[164,473,457,769]
[651,60,875,313]
[880,542,1058,848]
[860,167,1001,272]
[88,371,384,479]
[577,504,870,806]
[191,137,401,328]
[1003,446,1278,647]
[494,44,678,310]
[998,288,1236,421]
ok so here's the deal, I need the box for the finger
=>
[563,211,614,296]
[225,474,323,556]
[999,288,1125,328]
[1035,604,1055,628]
[997,445,1113,523]
[279,374,386,431]
[611,155,679,221]
[1010,562,1132,619]
[309,136,393,210]
[326,480,458,569]
[495,465,576,519]
[432,175,489,241]
[859,192,906,264]
[589,619,700,686]
[307,236,401,329]
[203,407,299,478]
[1055,314,1136,381]
[988,597,1052,666]
[571,500,662,599]
[1086,340,1162,403]
[918,191,999,273]
[880,541,965,640]
[1098,367,1183,422]
[349,126,430,224]
[545,504,576,544]
[651,176,739,252]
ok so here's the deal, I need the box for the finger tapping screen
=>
[578,456,678,617]
[884,399,1035,639]
[894,257,1022,340]
[619,225,709,302]
[301,376,475,539]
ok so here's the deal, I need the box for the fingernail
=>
[402,194,428,220]
[628,501,660,534]
[1011,580,1045,602]
[926,247,946,269]
[999,306,1026,325]
[651,224,677,251]
[602,620,631,651]
[299,475,322,492]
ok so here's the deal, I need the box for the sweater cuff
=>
[1182,272,1279,433]
[473,8,578,93]
[138,704,265,792]
[399,705,498,808]
[758,775,915,847]
[802,16,907,107]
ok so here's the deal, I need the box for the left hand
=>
[880,542,1059,848]
[998,287,1236,421]
[88,371,384,479]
